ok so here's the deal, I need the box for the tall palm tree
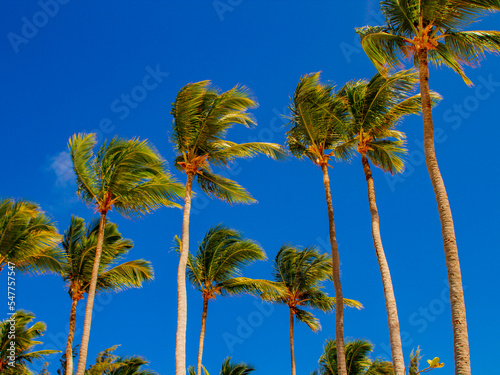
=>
[188,357,255,375]
[286,72,352,375]
[174,224,282,375]
[0,310,60,375]
[337,70,439,375]
[170,80,285,375]
[311,338,394,375]
[356,3,500,373]
[262,245,362,375]
[69,133,183,375]
[0,198,61,274]
[59,215,154,375]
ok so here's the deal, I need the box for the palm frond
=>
[96,259,154,292]
[196,170,256,204]
[68,133,99,205]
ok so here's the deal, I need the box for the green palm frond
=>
[183,224,272,300]
[270,245,361,333]
[96,259,154,292]
[0,310,60,372]
[171,80,283,205]
[208,141,287,167]
[286,72,350,163]
[294,308,321,332]
[313,338,392,375]
[357,0,500,85]
[221,277,285,298]
[0,198,62,275]
[68,133,183,218]
[59,216,153,297]
[196,170,256,204]
[445,30,500,64]
[367,139,407,175]
[220,357,255,375]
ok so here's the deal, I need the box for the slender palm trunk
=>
[75,212,106,375]
[418,50,470,375]
[65,298,79,375]
[289,309,296,375]
[361,155,405,375]
[176,172,194,375]
[320,164,346,375]
[196,298,209,375]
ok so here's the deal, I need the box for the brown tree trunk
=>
[418,49,470,375]
[65,297,79,375]
[320,164,346,375]
[289,309,296,375]
[361,155,405,375]
[196,298,209,375]
[75,212,107,375]
[176,172,194,375]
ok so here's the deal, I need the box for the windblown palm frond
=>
[311,338,393,375]
[286,72,352,163]
[86,345,158,375]
[60,215,154,297]
[357,0,500,85]
[0,198,62,274]
[69,133,184,217]
[265,245,362,331]
[0,311,60,373]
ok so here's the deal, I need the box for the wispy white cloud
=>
[49,151,75,187]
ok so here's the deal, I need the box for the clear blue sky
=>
[1,1,499,374]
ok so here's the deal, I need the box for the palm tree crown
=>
[356,0,500,85]
[171,80,286,203]
[70,133,183,216]
[0,310,59,374]
[265,245,360,331]
[61,215,154,298]
[0,198,62,274]
[287,72,351,166]
[311,338,394,375]
[182,225,279,300]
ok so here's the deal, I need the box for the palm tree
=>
[188,357,255,375]
[337,70,439,375]
[0,198,61,274]
[0,310,60,374]
[174,224,282,375]
[69,133,183,375]
[286,72,352,375]
[170,80,285,375]
[311,338,394,375]
[262,245,362,375]
[59,215,154,375]
[356,3,500,373]
[85,345,158,375]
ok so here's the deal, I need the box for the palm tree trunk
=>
[289,309,296,375]
[320,164,346,375]
[196,298,209,375]
[176,172,194,375]
[361,155,405,375]
[65,298,79,375]
[75,212,107,375]
[418,49,470,375]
